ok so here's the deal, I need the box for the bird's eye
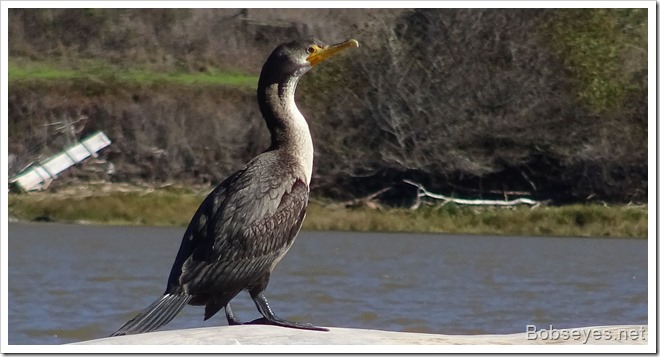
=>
[307,46,316,54]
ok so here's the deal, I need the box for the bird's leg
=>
[225,303,243,326]
[247,292,329,331]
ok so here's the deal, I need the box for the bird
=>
[111,38,359,336]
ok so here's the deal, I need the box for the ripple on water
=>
[24,323,106,344]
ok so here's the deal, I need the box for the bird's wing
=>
[165,154,308,295]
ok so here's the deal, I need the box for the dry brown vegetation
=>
[8,8,648,205]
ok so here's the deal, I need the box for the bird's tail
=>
[111,293,191,336]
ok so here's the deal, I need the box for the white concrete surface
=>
[72,325,648,345]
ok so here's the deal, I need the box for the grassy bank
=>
[9,57,258,87]
[8,184,648,238]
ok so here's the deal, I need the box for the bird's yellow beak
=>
[307,39,359,66]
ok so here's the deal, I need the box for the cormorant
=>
[111,38,359,336]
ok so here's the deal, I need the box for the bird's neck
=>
[258,74,314,184]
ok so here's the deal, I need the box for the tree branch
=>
[403,180,542,207]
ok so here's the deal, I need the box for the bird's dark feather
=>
[165,151,308,302]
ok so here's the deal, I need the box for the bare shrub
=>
[302,8,647,203]
[8,8,647,203]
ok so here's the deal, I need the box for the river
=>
[7,222,647,345]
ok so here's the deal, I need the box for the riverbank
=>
[9,57,259,88]
[7,182,648,238]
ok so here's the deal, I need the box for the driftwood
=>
[403,180,542,209]
[339,186,392,209]
[324,180,542,210]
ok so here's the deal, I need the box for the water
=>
[8,223,647,345]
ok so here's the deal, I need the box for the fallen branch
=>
[341,186,392,209]
[403,180,542,208]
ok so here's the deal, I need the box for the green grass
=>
[8,186,206,226]
[305,202,647,238]
[8,57,258,88]
[8,185,648,238]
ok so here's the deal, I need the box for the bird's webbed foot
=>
[250,292,329,332]
[244,316,329,331]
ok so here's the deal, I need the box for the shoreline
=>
[8,182,648,239]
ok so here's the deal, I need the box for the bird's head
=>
[262,38,360,80]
